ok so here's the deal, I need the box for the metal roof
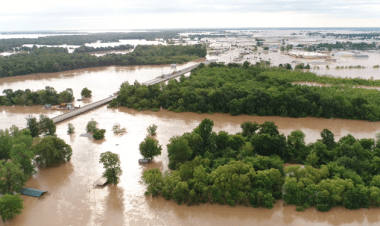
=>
[20,187,47,197]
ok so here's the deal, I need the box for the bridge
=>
[51,59,217,124]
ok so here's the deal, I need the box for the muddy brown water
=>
[1,65,380,226]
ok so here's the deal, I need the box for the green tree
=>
[86,119,98,133]
[167,136,192,169]
[9,143,35,176]
[67,123,75,134]
[139,136,162,161]
[0,194,24,223]
[142,168,164,196]
[81,87,92,97]
[99,151,122,184]
[93,129,106,140]
[321,129,335,149]
[0,161,27,194]
[147,124,158,136]
[39,114,56,136]
[33,136,72,167]
[26,115,39,137]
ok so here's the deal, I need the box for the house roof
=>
[20,187,47,197]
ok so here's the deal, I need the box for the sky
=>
[1,0,380,31]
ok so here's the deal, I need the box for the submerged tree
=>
[0,161,27,195]
[67,123,75,134]
[33,136,72,167]
[0,194,24,223]
[81,87,92,98]
[139,136,162,161]
[86,119,98,133]
[9,143,36,177]
[26,115,39,137]
[99,151,122,184]
[147,124,158,136]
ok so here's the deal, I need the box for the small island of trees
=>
[143,119,380,211]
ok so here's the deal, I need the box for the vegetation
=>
[26,115,56,137]
[0,194,24,223]
[0,160,27,195]
[93,129,106,140]
[112,62,380,121]
[81,88,92,98]
[73,44,134,53]
[147,124,158,136]
[112,124,126,134]
[139,136,162,160]
[0,31,180,52]
[86,119,98,133]
[0,87,74,106]
[67,123,75,134]
[0,45,206,78]
[99,151,122,184]
[302,41,378,51]
[33,136,73,167]
[143,119,380,212]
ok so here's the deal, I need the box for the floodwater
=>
[5,106,380,226]
[0,59,204,106]
[215,48,380,80]
[1,64,380,226]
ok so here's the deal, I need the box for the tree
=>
[0,161,27,195]
[86,119,98,133]
[147,124,158,136]
[99,151,122,184]
[26,115,39,137]
[142,168,164,196]
[39,114,56,136]
[241,121,259,137]
[280,46,285,52]
[67,123,75,134]
[81,87,92,97]
[9,143,35,177]
[33,136,72,167]
[0,194,24,223]
[93,129,106,140]
[167,136,192,169]
[139,136,162,161]
[321,129,335,149]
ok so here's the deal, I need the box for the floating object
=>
[20,187,47,197]
[93,176,108,186]
[139,159,150,164]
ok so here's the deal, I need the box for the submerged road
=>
[51,59,217,124]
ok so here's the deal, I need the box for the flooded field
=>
[1,58,380,225]
[215,49,380,80]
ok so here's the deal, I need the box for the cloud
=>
[1,0,380,30]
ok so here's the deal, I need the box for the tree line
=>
[0,44,206,78]
[0,31,180,52]
[73,44,134,53]
[110,62,380,121]
[0,86,74,106]
[143,119,380,211]
[300,41,378,52]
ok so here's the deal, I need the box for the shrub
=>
[147,124,158,136]
[81,87,92,97]
[93,129,106,140]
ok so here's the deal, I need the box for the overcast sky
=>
[1,0,380,31]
